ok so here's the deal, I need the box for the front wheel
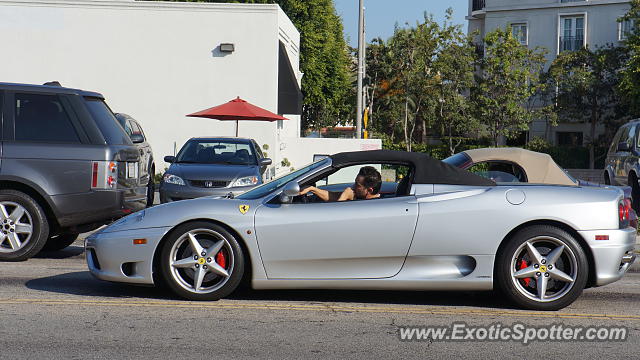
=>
[495,225,588,310]
[160,221,244,300]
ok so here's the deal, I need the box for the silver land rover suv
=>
[605,119,640,212]
[0,82,148,260]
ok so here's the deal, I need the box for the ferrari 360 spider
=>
[85,150,636,310]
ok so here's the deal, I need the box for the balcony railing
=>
[472,0,485,12]
[559,36,584,52]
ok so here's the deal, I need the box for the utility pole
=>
[356,0,365,139]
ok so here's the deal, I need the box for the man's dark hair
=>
[357,166,382,194]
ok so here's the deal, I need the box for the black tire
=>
[630,174,640,214]
[41,233,79,252]
[604,172,610,185]
[160,221,244,300]
[146,165,155,207]
[0,190,49,261]
[495,225,588,311]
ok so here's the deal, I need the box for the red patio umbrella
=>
[187,97,288,137]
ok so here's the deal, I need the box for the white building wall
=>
[0,0,299,174]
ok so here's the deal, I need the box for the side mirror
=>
[260,158,272,166]
[130,134,144,144]
[279,182,300,204]
[617,142,632,152]
[164,156,175,163]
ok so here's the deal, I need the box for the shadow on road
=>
[25,271,171,300]
[25,271,515,309]
[35,245,84,260]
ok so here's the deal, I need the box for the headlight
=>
[232,176,259,187]
[163,174,185,186]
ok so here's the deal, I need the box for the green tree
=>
[431,11,479,155]
[548,45,627,169]
[472,27,548,147]
[160,0,351,133]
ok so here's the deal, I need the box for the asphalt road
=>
[1,234,639,360]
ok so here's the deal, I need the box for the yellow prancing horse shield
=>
[239,204,250,214]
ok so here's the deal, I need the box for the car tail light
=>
[619,199,632,228]
[91,161,118,190]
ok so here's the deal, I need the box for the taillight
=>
[619,199,632,228]
[91,161,118,190]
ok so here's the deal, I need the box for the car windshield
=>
[236,159,329,200]
[442,152,472,169]
[176,140,256,165]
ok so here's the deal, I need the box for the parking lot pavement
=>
[1,234,640,359]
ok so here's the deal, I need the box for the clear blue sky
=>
[334,0,469,46]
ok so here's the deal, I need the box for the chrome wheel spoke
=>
[536,275,549,300]
[546,244,565,265]
[207,262,229,278]
[8,207,25,223]
[193,267,206,291]
[513,266,537,279]
[172,257,197,269]
[6,233,21,250]
[0,204,8,220]
[205,240,225,258]
[187,232,204,255]
[549,268,574,283]
[14,223,32,235]
[525,242,543,264]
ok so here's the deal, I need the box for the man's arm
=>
[338,187,355,201]
[299,186,330,201]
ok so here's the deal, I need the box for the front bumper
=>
[579,227,637,286]
[159,182,256,202]
[85,226,171,285]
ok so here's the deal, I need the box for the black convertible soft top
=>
[330,150,496,186]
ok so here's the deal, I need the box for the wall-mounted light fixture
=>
[220,43,235,53]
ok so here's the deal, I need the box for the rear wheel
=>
[41,233,79,252]
[630,174,640,213]
[496,225,588,310]
[604,172,610,185]
[0,190,49,261]
[160,221,244,300]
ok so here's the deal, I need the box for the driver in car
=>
[299,166,382,201]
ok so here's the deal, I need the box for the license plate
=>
[127,162,138,179]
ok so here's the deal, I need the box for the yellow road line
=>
[1,298,639,321]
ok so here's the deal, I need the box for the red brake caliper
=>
[216,250,226,269]
[518,259,531,286]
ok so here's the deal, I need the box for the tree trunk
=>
[590,98,598,170]
[404,98,410,152]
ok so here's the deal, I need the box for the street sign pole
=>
[356,0,365,139]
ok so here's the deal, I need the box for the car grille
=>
[189,180,229,188]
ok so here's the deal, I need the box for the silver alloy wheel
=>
[0,201,34,253]
[510,236,578,303]
[168,229,234,294]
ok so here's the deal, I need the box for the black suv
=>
[0,82,148,261]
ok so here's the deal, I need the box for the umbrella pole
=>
[236,120,239,137]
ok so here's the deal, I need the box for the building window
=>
[560,16,585,52]
[556,131,583,146]
[619,18,635,40]
[511,23,528,45]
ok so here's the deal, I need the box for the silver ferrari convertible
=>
[85,150,637,310]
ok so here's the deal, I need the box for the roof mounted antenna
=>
[43,81,62,86]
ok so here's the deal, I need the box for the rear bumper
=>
[51,188,147,228]
[579,227,637,286]
[159,182,255,202]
